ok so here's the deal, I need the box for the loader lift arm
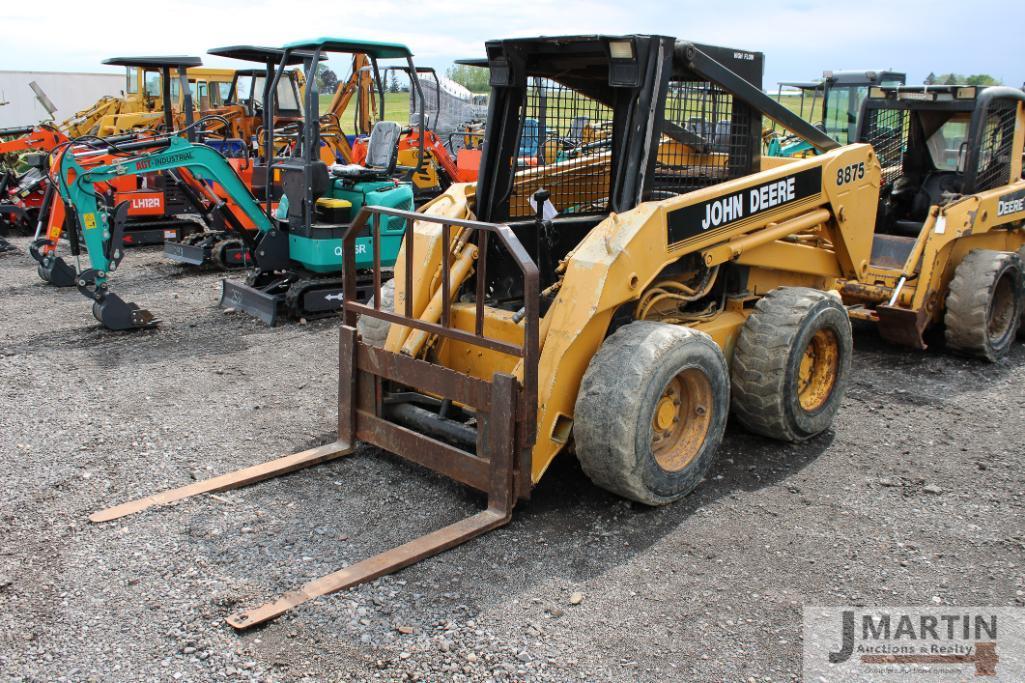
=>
[52,134,272,329]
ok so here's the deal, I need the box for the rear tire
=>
[357,278,395,348]
[944,249,1023,361]
[731,287,852,442]
[573,321,729,506]
[1017,246,1025,341]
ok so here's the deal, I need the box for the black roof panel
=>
[207,45,320,66]
[103,56,202,68]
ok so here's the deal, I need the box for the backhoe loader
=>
[842,84,1025,359]
[91,34,891,628]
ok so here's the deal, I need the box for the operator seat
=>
[888,171,963,236]
[331,121,402,180]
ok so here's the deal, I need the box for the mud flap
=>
[163,241,208,266]
[220,279,281,325]
[876,304,931,350]
[91,292,157,331]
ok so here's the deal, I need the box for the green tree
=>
[936,73,1001,86]
[316,64,338,92]
[964,74,1001,86]
[925,72,937,85]
[446,64,490,93]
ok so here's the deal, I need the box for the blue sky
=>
[3,0,1023,88]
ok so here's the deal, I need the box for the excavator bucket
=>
[36,256,77,287]
[91,292,157,330]
[89,205,538,628]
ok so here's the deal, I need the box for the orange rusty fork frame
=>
[89,206,539,631]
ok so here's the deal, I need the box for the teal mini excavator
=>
[52,38,425,330]
[218,37,427,324]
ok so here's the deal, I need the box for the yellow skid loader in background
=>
[843,84,1025,359]
[87,35,1022,629]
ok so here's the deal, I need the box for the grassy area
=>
[318,92,412,126]
[764,93,821,133]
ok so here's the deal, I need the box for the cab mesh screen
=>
[509,78,613,218]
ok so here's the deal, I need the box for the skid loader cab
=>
[841,84,1025,354]
[858,85,1025,238]
[472,35,785,306]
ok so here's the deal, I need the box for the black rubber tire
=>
[573,321,729,506]
[731,287,853,442]
[944,249,1024,361]
[1017,246,1025,341]
[357,278,395,348]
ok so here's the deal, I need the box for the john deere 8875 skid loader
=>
[89,35,982,628]
[843,84,1025,359]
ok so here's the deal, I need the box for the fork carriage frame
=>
[340,204,540,503]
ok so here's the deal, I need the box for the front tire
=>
[731,287,853,442]
[944,249,1023,361]
[574,321,729,506]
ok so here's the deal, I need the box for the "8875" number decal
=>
[836,162,866,186]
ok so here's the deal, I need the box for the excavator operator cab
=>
[102,56,202,137]
[858,85,1025,237]
[265,37,426,236]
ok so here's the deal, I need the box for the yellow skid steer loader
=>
[91,35,950,629]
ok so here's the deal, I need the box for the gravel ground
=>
[0,237,1023,682]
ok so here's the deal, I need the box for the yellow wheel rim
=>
[651,368,714,472]
[797,328,840,412]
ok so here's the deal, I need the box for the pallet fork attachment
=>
[90,205,538,630]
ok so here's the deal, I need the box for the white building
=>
[0,70,122,128]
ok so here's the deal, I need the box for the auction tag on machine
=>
[83,213,97,230]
